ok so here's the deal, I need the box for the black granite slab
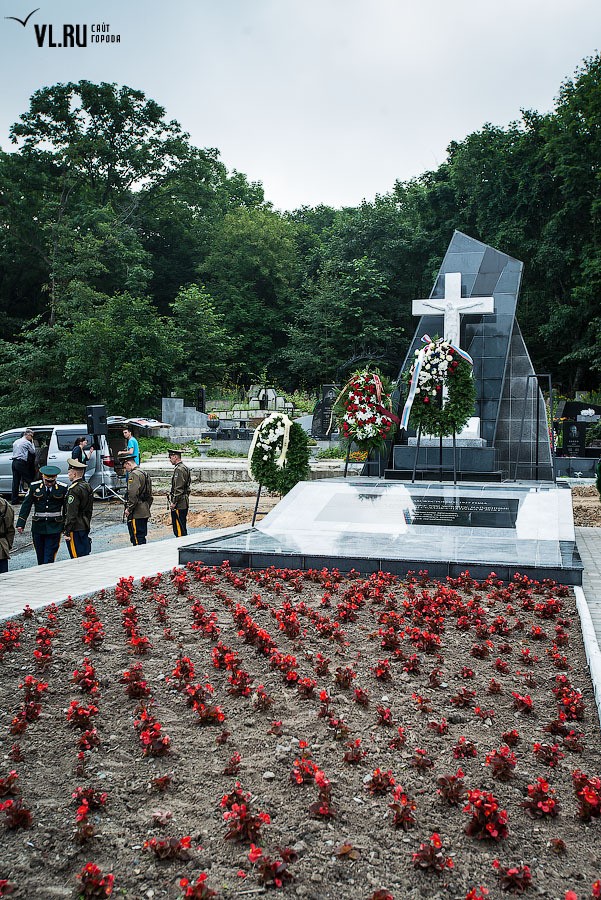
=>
[179,479,582,585]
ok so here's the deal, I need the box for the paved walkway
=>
[575,527,601,633]
[0,525,247,619]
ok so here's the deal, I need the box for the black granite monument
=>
[390,231,553,481]
[179,233,581,585]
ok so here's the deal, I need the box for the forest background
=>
[0,52,600,428]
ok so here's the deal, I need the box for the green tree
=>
[3,81,188,325]
[200,208,300,384]
[65,293,179,414]
[136,147,265,314]
[0,150,52,335]
[286,256,404,384]
[0,319,74,428]
[170,284,234,393]
[537,54,601,387]
[10,80,188,203]
[0,293,179,427]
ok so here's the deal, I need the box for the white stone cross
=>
[412,272,495,348]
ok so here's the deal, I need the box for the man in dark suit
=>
[16,465,68,565]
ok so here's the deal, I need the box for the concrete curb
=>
[141,458,364,482]
[574,585,601,728]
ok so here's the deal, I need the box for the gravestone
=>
[391,231,554,481]
[311,384,338,439]
[562,422,586,457]
[555,400,601,459]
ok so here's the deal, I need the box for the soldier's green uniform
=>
[124,461,153,546]
[0,497,15,574]
[168,450,191,537]
[64,474,94,558]
[17,466,67,565]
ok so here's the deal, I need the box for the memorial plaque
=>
[404,494,519,529]
[562,422,586,456]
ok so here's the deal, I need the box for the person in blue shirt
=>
[119,427,140,465]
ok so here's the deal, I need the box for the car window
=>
[0,431,22,454]
[55,431,94,451]
[32,429,53,449]
[108,428,128,456]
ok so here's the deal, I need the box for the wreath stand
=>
[410,426,458,484]
[343,446,383,478]
[252,483,276,526]
[408,390,459,484]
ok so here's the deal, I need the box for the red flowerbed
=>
[0,565,601,899]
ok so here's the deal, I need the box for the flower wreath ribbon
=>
[400,335,473,431]
[247,412,292,475]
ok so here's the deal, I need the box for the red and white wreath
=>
[337,370,397,450]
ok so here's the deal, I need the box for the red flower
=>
[248,844,263,863]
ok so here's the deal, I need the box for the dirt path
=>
[572,484,601,526]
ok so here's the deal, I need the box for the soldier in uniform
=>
[0,496,16,574]
[64,458,94,558]
[16,465,68,565]
[167,448,191,536]
[122,455,153,546]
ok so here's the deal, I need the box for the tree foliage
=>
[2,56,601,429]
[170,284,234,393]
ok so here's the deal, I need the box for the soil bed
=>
[571,485,601,527]
[1,566,600,899]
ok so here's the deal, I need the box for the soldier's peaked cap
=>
[167,447,182,455]
[121,454,136,462]
[68,459,87,469]
[39,465,61,477]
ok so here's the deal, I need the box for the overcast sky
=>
[0,0,599,211]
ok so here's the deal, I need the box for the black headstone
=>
[311,384,338,439]
[562,422,587,456]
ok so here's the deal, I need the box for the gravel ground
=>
[9,485,279,572]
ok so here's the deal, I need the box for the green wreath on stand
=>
[402,338,476,438]
[248,413,311,495]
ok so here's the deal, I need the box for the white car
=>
[0,423,128,499]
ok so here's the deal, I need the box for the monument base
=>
[390,444,499,479]
[179,477,582,585]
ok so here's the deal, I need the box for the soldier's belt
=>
[33,512,64,519]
